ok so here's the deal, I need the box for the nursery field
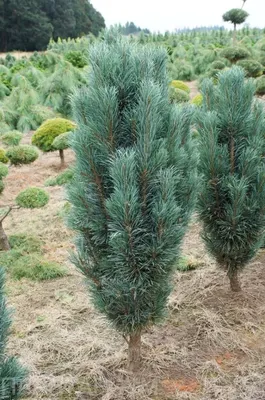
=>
[2,131,265,400]
[2,26,265,400]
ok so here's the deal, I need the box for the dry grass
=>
[0,51,34,59]
[2,132,265,399]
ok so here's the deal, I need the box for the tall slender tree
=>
[0,267,27,399]
[222,8,249,45]
[197,66,265,292]
[67,31,197,371]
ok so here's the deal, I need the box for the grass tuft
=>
[176,255,203,272]
[45,168,73,186]
[0,233,67,281]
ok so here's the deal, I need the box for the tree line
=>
[0,0,105,51]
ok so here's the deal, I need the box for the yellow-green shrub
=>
[31,118,75,152]
[0,148,8,163]
[170,80,190,93]
[191,94,203,107]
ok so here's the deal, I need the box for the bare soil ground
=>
[0,51,34,59]
[3,132,265,399]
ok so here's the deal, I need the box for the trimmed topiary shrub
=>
[32,118,75,165]
[191,93,203,107]
[0,162,8,179]
[169,87,190,103]
[210,60,226,70]
[220,47,250,63]
[237,60,264,78]
[1,130,23,146]
[0,148,8,163]
[16,187,49,208]
[256,76,265,95]
[170,80,190,93]
[6,145,38,165]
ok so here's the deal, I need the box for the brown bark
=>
[233,23,237,46]
[0,221,10,251]
[59,149,65,167]
[128,331,141,372]
[228,269,241,292]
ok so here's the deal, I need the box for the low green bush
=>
[220,46,250,63]
[169,87,190,103]
[64,51,87,68]
[210,60,226,70]
[32,118,76,153]
[256,76,265,95]
[237,60,264,77]
[0,148,9,163]
[170,80,190,93]
[16,187,49,208]
[0,162,8,179]
[1,130,23,146]
[45,168,74,186]
[6,145,38,165]
[191,93,203,106]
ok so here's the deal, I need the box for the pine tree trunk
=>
[128,331,141,372]
[59,149,65,167]
[233,23,237,46]
[0,221,10,251]
[228,269,241,292]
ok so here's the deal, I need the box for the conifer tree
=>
[197,66,265,292]
[67,31,197,371]
[223,8,249,45]
[0,267,27,399]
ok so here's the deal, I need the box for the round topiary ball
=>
[52,131,72,151]
[237,60,264,78]
[220,46,250,63]
[0,162,8,179]
[0,148,8,164]
[170,80,190,93]
[1,130,23,146]
[16,187,49,208]
[6,145,38,165]
[169,87,190,103]
[32,118,76,153]
[210,60,226,70]
[256,76,265,95]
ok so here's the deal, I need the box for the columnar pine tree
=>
[197,66,265,292]
[0,267,27,399]
[67,31,197,371]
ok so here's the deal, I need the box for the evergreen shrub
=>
[16,187,49,208]
[6,145,38,165]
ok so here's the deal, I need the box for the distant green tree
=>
[197,67,265,292]
[0,0,53,51]
[67,31,197,371]
[0,0,105,51]
[223,8,249,44]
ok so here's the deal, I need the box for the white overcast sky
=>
[91,0,264,32]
